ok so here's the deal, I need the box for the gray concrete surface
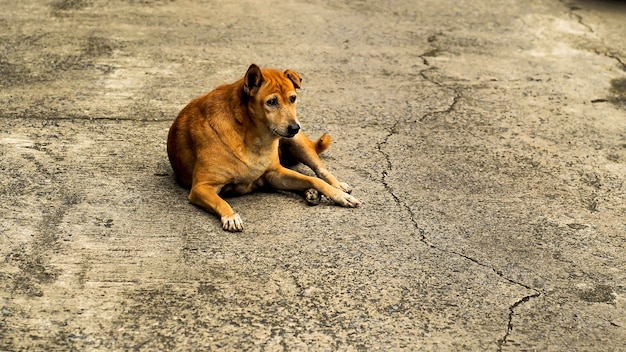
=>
[1,0,625,350]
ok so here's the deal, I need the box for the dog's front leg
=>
[264,167,361,207]
[280,133,352,193]
[189,183,243,232]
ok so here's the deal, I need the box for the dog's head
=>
[243,64,302,138]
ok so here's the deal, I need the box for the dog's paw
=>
[221,213,243,232]
[304,188,321,206]
[336,182,352,194]
[331,192,361,208]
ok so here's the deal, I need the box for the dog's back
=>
[167,81,244,189]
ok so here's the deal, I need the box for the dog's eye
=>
[289,95,297,104]
[266,97,278,107]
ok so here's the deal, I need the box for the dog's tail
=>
[315,133,331,154]
[279,133,333,167]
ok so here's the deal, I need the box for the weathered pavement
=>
[1,0,625,350]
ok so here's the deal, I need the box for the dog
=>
[167,64,360,231]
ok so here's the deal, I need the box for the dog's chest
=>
[222,149,273,194]
[241,152,272,179]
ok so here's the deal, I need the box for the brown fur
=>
[167,64,360,231]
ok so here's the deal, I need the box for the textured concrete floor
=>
[1,0,625,350]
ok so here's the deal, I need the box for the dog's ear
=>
[284,69,302,89]
[244,64,264,96]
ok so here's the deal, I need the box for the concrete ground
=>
[1,0,625,350]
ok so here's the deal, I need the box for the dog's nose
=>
[287,122,300,136]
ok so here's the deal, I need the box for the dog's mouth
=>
[271,128,290,138]
[271,124,300,138]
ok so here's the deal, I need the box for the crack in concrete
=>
[560,1,626,72]
[569,9,594,33]
[378,109,541,349]
[605,52,626,72]
[374,49,542,349]
[497,291,542,351]
[417,64,461,122]
[1,114,173,122]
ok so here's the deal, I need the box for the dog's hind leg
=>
[188,183,243,232]
[279,132,352,194]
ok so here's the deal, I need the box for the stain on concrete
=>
[609,77,626,106]
[51,0,89,13]
[578,285,616,305]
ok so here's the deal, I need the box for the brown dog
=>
[167,64,360,231]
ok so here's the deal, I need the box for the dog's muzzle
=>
[285,122,300,138]
[272,122,301,138]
